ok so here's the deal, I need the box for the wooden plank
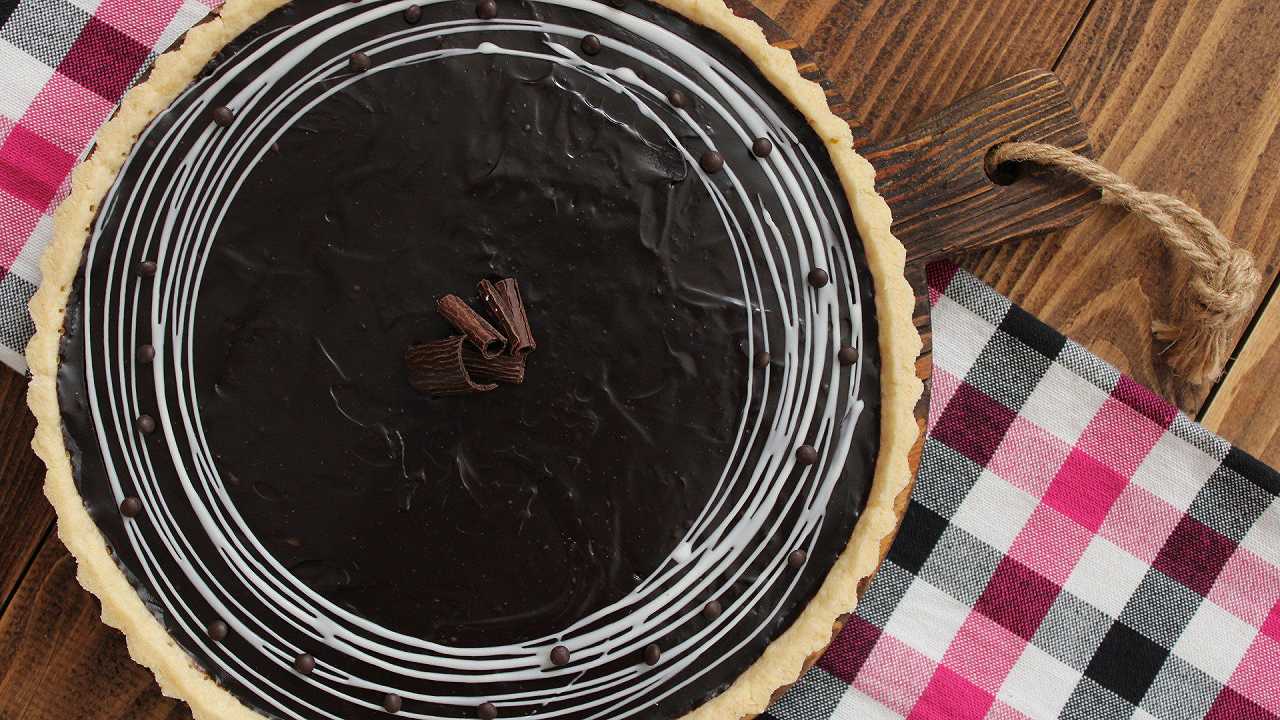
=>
[761,0,1094,140]
[864,70,1098,262]
[0,538,186,720]
[967,0,1280,414]
[717,3,1103,431]
[858,69,1100,427]
[1200,283,1280,465]
[0,367,54,613]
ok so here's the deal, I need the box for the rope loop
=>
[990,141,1260,385]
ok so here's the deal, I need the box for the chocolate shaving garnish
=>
[477,278,536,358]
[437,294,507,359]
[462,347,526,385]
[406,336,497,396]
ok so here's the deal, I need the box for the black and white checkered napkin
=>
[764,262,1279,720]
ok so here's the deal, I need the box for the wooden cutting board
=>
[714,2,1103,612]
[725,0,1100,453]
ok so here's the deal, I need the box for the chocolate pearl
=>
[702,600,723,620]
[795,445,819,465]
[751,137,773,157]
[349,51,371,73]
[838,346,857,365]
[136,344,155,364]
[403,4,422,23]
[293,653,316,674]
[136,414,156,434]
[667,88,690,109]
[580,34,602,55]
[210,106,234,128]
[476,0,497,19]
[642,643,661,666]
[807,268,830,288]
[550,645,571,666]
[206,620,229,642]
[119,496,143,518]
[788,549,808,568]
[700,151,724,174]
[477,702,498,719]
[136,261,157,277]
[753,351,771,369]
[382,694,403,713]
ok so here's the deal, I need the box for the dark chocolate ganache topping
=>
[57,0,881,717]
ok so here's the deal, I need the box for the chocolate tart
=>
[27,1,921,718]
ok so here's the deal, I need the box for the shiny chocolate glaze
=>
[58,1,881,717]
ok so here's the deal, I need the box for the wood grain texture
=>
[0,538,187,720]
[721,5,1103,408]
[0,367,54,614]
[1201,285,1280,465]
[864,69,1098,262]
[968,0,1280,413]
[762,0,1094,140]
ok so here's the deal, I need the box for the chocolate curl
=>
[406,336,497,396]
[462,347,525,385]
[436,294,506,359]
[477,278,536,358]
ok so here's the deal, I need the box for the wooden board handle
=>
[863,69,1100,261]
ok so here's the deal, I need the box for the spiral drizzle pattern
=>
[74,1,869,717]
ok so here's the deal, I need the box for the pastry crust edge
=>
[24,0,923,718]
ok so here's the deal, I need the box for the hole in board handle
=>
[984,143,1023,186]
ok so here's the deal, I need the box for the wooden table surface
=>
[4,0,1280,717]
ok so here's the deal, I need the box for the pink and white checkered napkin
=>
[765,262,1280,720]
[0,0,219,370]
[3,3,1280,719]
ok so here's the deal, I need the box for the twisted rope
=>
[990,141,1260,385]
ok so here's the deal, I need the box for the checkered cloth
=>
[4,3,1280,719]
[765,262,1280,720]
[0,0,217,370]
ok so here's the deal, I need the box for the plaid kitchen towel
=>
[766,262,1280,720]
[0,0,218,370]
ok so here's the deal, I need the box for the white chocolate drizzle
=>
[77,1,869,717]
